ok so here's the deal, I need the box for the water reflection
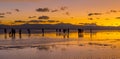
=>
[0,29,120,59]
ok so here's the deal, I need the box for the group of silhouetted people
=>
[9,28,16,39]
[56,28,70,38]
[2,28,86,39]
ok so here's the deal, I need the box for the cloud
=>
[14,9,20,12]
[88,13,102,16]
[88,18,93,20]
[14,20,26,23]
[47,20,60,23]
[51,9,58,12]
[27,20,59,23]
[116,17,120,19]
[0,13,5,15]
[28,20,40,23]
[38,16,49,19]
[110,10,117,13]
[60,6,68,11]
[36,8,49,12]
[65,12,70,16]
[0,16,5,18]
[79,23,98,26]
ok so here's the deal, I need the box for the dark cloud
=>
[51,9,58,12]
[0,16,5,18]
[88,18,93,20]
[38,16,49,19]
[28,20,40,23]
[65,12,70,16]
[110,10,117,13]
[47,20,60,23]
[60,6,68,10]
[79,23,97,26]
[0,13,5,15]
[27,20,59,23]
[14,20,26,23]
[88,13,102,16]
[116,17,120,19]
[15,9,20,12]
[36,8,49,12]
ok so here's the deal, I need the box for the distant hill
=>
[0,23,120,30]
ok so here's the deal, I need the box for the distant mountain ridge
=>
[0,23,120,30]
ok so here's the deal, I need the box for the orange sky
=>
[0,0,120,26]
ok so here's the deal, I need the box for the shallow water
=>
[0,30,120,59]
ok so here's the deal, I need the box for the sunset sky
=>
[0,0,120,26]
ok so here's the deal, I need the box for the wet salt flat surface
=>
[0,30,120,59]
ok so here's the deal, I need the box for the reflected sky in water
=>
[0,30,120,59]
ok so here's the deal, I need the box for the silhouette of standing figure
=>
[4,28,7,34]
[56,29,58,32]
[78,29,84,33]
[59,29,61,32]
[67,28,70,38]
[27,29,31,37]
[10,28,16,39]
[19,29,22,39]
[63,29,66,33]
[4,28,7,39]
[42,28,44,36]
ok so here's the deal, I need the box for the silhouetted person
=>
[63,29,67,33]
[13,29,16,39]
[19,29,22,39]
[9,28,16,39]
[4,28,7,34]
[27,29,31,37]
[78,29,84,33]
[4,28,7,39]
[56,29,58,32]
[90,29,92,33]
[42,28,44,36]
[59,29,61,32]
[90,29,92,40]
[56,29,59,36]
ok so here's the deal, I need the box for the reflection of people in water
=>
[78,33,84,38]
[4,28,7,34]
